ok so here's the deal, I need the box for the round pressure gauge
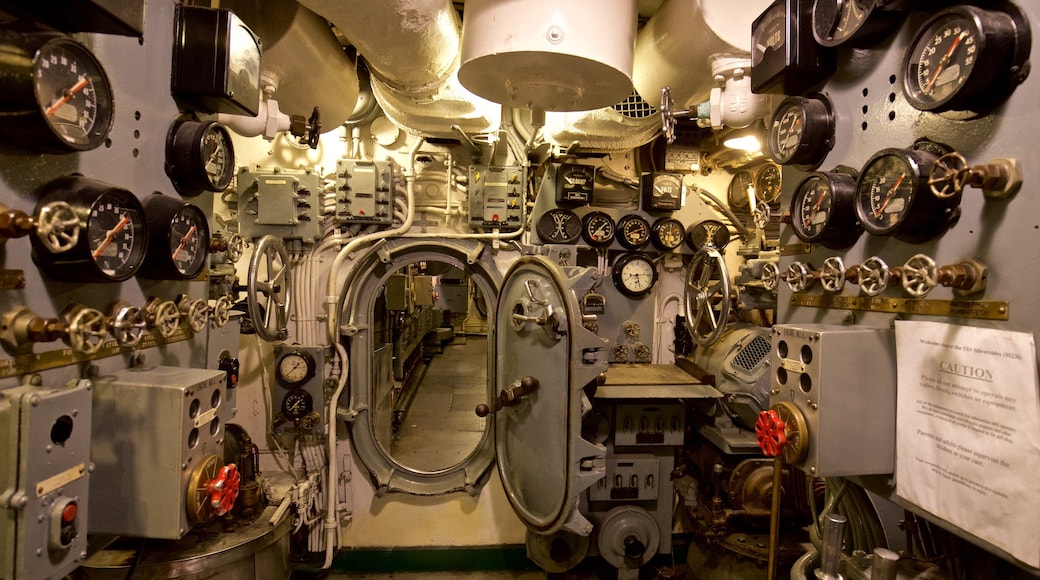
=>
[580,211,616,247]
[812,0,902,47]
[686,220,731,250]
[768,95,834,167]
[727,170,755,209]
[755,163,783,204]
[612,253,658,297]
[276,350,317,388]
[617,214,651,250]
[536,208,582,244]
[854,147,960,243]
[0,32,115,153]
[31,176,147,282]
[902,5,1031,115]
[166,120,236,196]
[789,170,861,249]
[282,389,314,420]
[650,217,684,251]
[138,195,211,280]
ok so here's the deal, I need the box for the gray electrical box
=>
[335,159,394,225]
[89,367,228,539]
[0,380,92,580]
[237,166,322,242]
[468,165,525,231]
[769,324,896,477]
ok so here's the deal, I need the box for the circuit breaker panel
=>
[468,165,525,230]
[334,159,395,226]
[237,166,323,242]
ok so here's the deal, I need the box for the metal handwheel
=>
[247,235,291,342]
[684,247,732,347]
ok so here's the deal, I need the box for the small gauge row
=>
[788,143,961,248]
[31,175,214,282]
[753,3,1030,117]
[536,209,732,252]
[727,162,783,209]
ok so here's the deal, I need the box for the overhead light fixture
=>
[723,133,763,152]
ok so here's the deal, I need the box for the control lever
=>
[817,513,848,580]
[928,152,1022,199]
[475,376,540,417]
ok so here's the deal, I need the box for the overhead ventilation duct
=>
[543,92,661,153]
[223,0,359,129]
[633,0,772,110]
[459,0,637,112]
[299,0,499,138]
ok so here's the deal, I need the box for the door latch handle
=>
[475,376,540,417]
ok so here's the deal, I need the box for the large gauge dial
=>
[790,170,861,249]
[902,5,1031,115]
[755,163,783,204]
[166,119,236,196]
[536,208,581,244]
[31,176,147,282]
[0,32,115,153]
[277,350,317,388]
[617,214,651,250]
[768,95,834,167]
[727,170,755,209]
[580,211,616,247]
[612,253,658,297]
[650,217,684,251]
[139,195,211,280]
[854,147,960,243]
[812,0,902,47]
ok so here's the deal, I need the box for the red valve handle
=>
[208,463,241,516]
[756,410,788,457]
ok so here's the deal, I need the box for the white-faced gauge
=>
[0,31,115,153]
[727,170,755,209]
[790,170,861,249]
[650,217,684,251]
[854,147,960,243]
[31,176,147,282]
[276,350,317,388]
[902,5,1031,116]
[755,163,783,204]
[166,119,236,196]
[643,172,683,211]
[611,253,658,297]
[535,208,581,244]
[768,95,834,167]
[617,214,651,250]
[139,195,211,280]
[580,211,616,247]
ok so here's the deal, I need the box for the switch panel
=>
[237,166,322,242]
[0,379,92,580]
[769,324,896,477]
[614,403,684,447]
[589,456,661,501]
[468,165,525,231]
[89,366,227,538]
[335,159,394,226]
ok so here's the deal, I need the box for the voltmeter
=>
[556,163,594,205]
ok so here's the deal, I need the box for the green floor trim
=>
[327,545,536,573]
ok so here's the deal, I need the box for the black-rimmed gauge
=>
[686,220,731,250]
[854,147,960,243]
[617,214,651,250]
[642,172,683,211]
[768,95,834,167]
[138,195,211,280]
[276,350,317,388]
[902,5,1031,116]
[811,0,903,47]
[751,0,835,95]
[165,119,236,196]
[755,163,783,204]
[536,208,581,244]
[650,217,684,251]
[0,32,114,153]
[282,389,314,420]
[790,170,861,249]
[727,170,755,209]
[612,253,658,297]
[580,211,616,247]
[31,175,147,282]
[556,163,594,205]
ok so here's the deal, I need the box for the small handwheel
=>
[109,304,146,347]
[859,256,890,297]
[65,307,107,354]
[761,261,780,292]
[902,254,939,298]
[784,262,814,292]
[35,201,80,253]
[211,294,233,328]
[929,152,969,199]
[247,235,291,342]
[182,298,210,333]
[224,233,245,263]
[754,201,772,231]
[684,247,731,347]
[820,257,847,293]
[305,107,321,149]
[149,300,181,338]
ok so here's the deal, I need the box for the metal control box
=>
[89,366,227,539]
[468,165,525,230]
[237,166,322,242]
[614,403,684,447]
[588,456,661,502]
[769,324,896,477]
[0,380,92,580]
[335,159,395,225]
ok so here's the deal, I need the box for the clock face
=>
[612,253,658,297]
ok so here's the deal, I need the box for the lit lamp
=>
[722,125,764,152]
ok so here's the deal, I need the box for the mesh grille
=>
[732,335,771,372]
[612,92,657,119]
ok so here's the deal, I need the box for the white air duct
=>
[458,0,637,112]
[299,0,499,138]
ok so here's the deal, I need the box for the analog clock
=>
[612,253,658,297]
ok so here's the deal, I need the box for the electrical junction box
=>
[89,366,228,539]
[769,324,896,477]
[468,165,525,231]
[0,380,92,580]
[237,166,322,242]
[335,159,394,226]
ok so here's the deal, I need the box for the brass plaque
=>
[780,243,811,256]
[0,328,192,379]
[790,293,1009,321]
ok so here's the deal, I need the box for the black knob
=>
[623,536,646,560]
[475,404,491,418]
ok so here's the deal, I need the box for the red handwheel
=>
[208,463,241,516]
[755,409,788,457]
